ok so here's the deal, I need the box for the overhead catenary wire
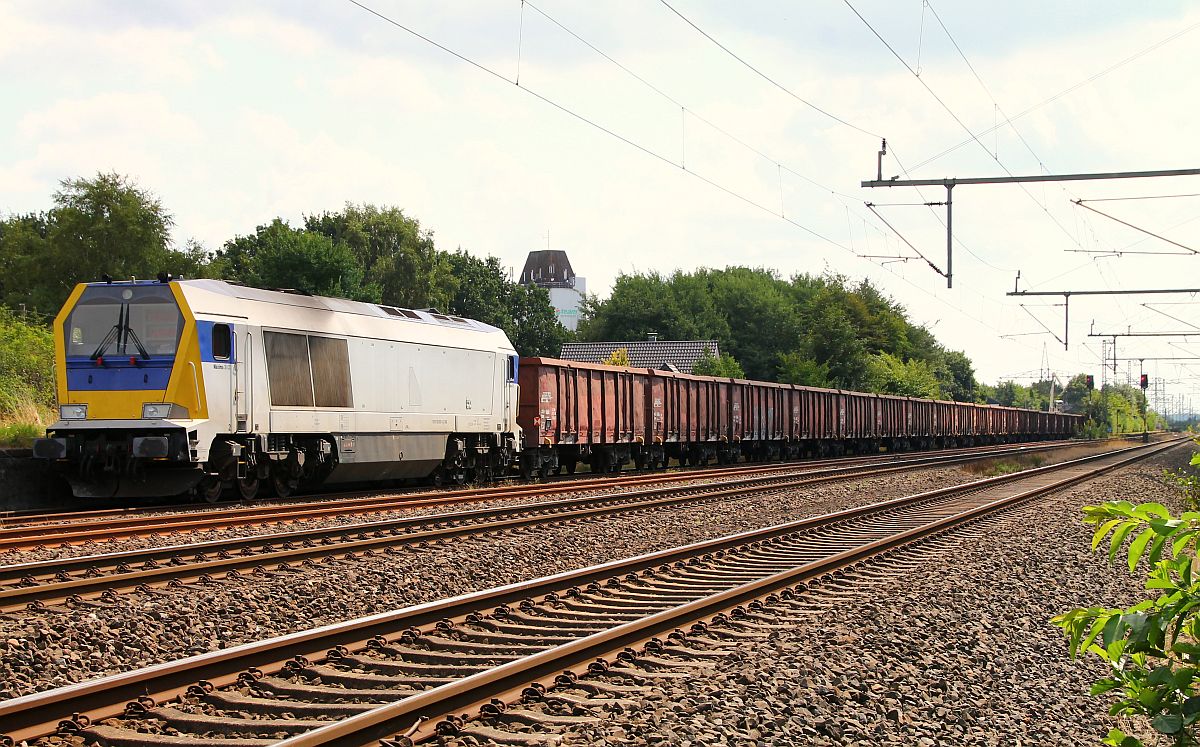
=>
[344,0,1104,372]
[842,0,1094,256]
[342,0,853,254]
[1070,200,1198,255]
[649,0,1012,274]
[656,0,882,140]
[910,17,1200,171]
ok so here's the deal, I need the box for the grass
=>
[0,397,53,449]
[966,454,1048,478]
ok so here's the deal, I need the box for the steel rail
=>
[4,439,1101,532]
[0,440,1088,547]
[0,437,1183,744]
[0,441,1103,611]
[288,438,1186,747]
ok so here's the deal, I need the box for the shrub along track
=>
[0,437,1183,747]
[0,440,1108,612]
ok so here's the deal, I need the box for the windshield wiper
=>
[90,304,149,360]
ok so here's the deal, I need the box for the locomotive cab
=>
[34,279,209,498]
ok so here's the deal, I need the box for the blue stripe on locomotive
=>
[66,360,174,391]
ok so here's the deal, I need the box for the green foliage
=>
[217,219,373,301]
[692,347,746,378]
[863,352,941,398]
[445,252,570,357]
[578,268,974,396]
[0,172,206,315]
[1054,457,1200,747]
[303,204,451,311]
[603,347,631,367]
[1165,449,1200,512]
[777,351,831,388]
[1,179,570,359]
[0,307,55,417]
[0,421,42,448]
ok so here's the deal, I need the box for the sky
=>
[1,0,1198,410]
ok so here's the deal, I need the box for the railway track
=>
[0,439,1096,548]
[0,436,1183,746]
[0,439,1101,612]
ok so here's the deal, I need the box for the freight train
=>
[33,278,1082,499]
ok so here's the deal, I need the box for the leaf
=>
[1151,713,1183,734]
[1184,695,1200,716]
[1173,532,1196,558]
[1139,502,1172,519]
[1149,534,1168,568]
[1109,522,1138,562]
[1095,519,1125,550]
[1090,679,1121,696]
[1129,528,1155,572]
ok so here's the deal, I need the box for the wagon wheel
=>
[564,459,577,475]
[237,474,260,501]
[198,476,223,503]
[538,463,553,480]
[431,468,446,487]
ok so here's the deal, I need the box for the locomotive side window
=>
[507,355,517,383]
[265,332,315,407]
[309,336,353,408]
[212,324,231,360]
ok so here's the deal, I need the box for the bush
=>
[1054,441,1200,747]
[0,308,55,420]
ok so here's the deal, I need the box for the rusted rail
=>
[0,437,1183,746]
[0,439,1092,550]
[0,440,1102,611]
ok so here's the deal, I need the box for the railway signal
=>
[1140,373,1149,389]
[1086,374,1095,390]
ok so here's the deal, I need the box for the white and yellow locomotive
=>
[35,278,522,500]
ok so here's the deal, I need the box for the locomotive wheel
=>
[237,475,260,501]
[271,470,296,499]
[199,476,223,503]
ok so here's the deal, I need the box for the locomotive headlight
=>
[142,403,172,419]
[142,403,189,420]
[60,404,88,420]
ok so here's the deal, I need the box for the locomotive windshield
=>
[65,284,183,359]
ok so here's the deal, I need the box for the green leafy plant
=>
[1054,445,1200,746]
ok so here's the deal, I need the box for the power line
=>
[344,0,1093,362]
[1079,193,1200,203]
[343,1,857,253]
[656,0,882,140]
[842,0,1091,256]
[911,17,1200,171]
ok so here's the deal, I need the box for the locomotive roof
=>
[159,279,515,349]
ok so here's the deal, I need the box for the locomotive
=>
[34,277,1082,500]
[34,278,520,500]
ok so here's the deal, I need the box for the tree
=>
[508,283,571,357]
[216,219,372,301]
[0,173,204,315]
[938,350,977,402]
[693,346,745,378]
[1054,463,1200,747]
[304,204,452,311]
[777,351,831,388]
[802,302,868,390]
[603,347,631,366]
[863,352,941,398]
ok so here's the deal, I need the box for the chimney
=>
[647,331,658,342]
